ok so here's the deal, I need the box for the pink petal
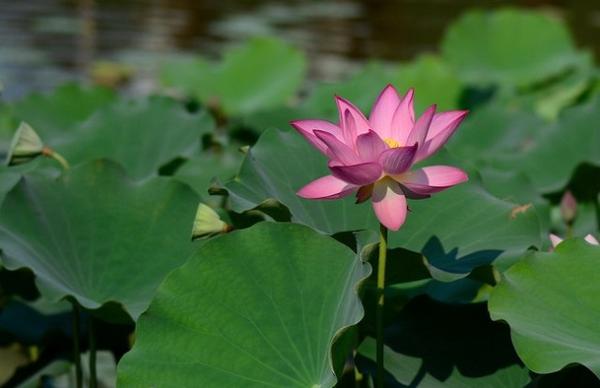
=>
[314,130,360,165]
[415,110,468,162]
[290,119,342,155]
[297,175,356,199]
[342,109,358,146]
[399,165,468,195]
[372,179,408,231]
[391,88,415,144]
[329,161,382,186]
[379,144,418,174]
[336,96,371,140]
[549,233,563,248]
[369,84,402,139]
[585,234,599,245]
[356,130,387,163]
[405,105,436,149]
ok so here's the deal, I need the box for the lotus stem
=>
[89,316,97,388]
[376,223,388,388]
[71,301,83,388]
[42,147,70,170]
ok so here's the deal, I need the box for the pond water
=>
[1,0,599,99]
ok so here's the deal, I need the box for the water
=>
[1,0,599,99]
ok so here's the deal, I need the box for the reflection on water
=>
[1,0,599,99]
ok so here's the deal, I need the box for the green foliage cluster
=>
[0,8,599,387]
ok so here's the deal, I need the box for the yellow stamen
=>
[384,138,401,148]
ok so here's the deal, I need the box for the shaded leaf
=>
[0,160,199,320]
[358,297,528,387]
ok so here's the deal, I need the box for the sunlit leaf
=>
[158,37,306,115]
[117,222,370,387]
[489,239,600,378]
[59,97,215,180]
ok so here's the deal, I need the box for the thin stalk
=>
[566,222,573,239]
[71,301,83,388]
[89,316,97,388]
[595,197,600,233]
[42,147,70,170]
[376,223,388,388]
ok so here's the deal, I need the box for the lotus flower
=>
[549,233,599,248]
[291,85,468,230]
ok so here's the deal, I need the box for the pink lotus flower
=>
[549,233,599,248]
[291,85,469,230]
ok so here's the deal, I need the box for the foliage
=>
[0,7,599,387]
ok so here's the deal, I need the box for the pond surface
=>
[1,0,599,99]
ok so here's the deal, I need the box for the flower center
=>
[384,138,401,148]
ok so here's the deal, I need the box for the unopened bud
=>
[560,191,577,224]
[6,122,44,166]
[191,203,231,240]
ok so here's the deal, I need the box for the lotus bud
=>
[191,203,231,240]
[560,190,577,224]
[6,122,44,166]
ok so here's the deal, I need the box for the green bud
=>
[191,203,231,240]
[6,122,44,166]
[560,190,577,224]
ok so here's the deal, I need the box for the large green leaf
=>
[58,97,215,180]
[391,54,462,113]
[489,239,600,377]
[303,63,391,120]
[448,97,600,195]
[217,37,306,115]
[493,97,600,193]
[224,128,379,234]
[0,160,199,320]
[388,182,541,281]
[117,222,370,387]
[442,8,590,87]
[158,55,217,101]
[447,103,546,166]
[158,37,306,115]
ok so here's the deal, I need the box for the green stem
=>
[89,316,97,388]
[566,222,573,239]
[42,147,70,170]
[594,197,600,233]
[71,301,83,388]
[376,223,388,388]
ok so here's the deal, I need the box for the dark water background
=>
[1,0,600,99]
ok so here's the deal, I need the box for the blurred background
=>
[2,0,600,99]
